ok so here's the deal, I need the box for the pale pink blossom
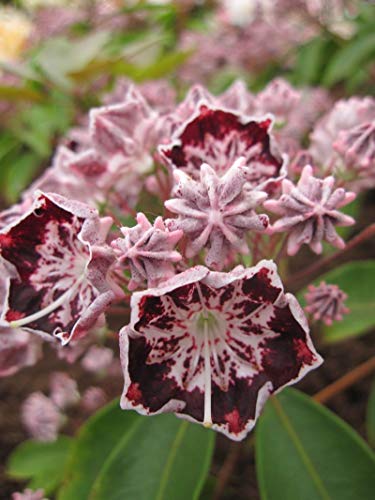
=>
[112,213,183,290]
[265,165,356,255]
[81,345,114,374]
[81,386,107,412]
[12,488,47,500]
[165,158,269,269]
[22,392,62,442]
[49,371,80,409]
[305,282,349,325]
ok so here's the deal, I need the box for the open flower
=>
[264,165,356,255]
[0,192,120,345]
[120,260,322,440]
[160,105,285,190]
[112,213,183,290]
[165,158,269,269]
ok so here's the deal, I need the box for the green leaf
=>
[90,414,215,500]
[58,399,139,500]
[4,153,41,203]
[367,379,375,448]
[302,261,375,343]
[323,32,375,86]
[0,85,43,103]
[7,436,73,495]
[256,388,375,500]
[293,36,331,86]
[34,31,110,89]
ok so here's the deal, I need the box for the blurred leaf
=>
[34,31,110,89]
[323,32,375,86]
[293,36,331,86]
[367,379,375,448]
[58,399,138,500]
[298,260,375,342]
[4,153,41,203]
[7,436,73,495]
[12,91,74,157]
[0,85,42,103]
[90,414,215,500]
[256,389,375,500]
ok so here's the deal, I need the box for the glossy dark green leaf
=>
[90,414,215,500]
[316,261,374,342]
[256,389,375,500]
[367,379,375,448]
[323,32,375,86]
[7,436,73,495]
[58,399,138,500]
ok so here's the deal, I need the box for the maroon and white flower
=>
[22,392,63,442]
[112,213,183,290]
[165,158,269,269]
[49,372,80,409]
[159,105,286,190]
[120,260,322,441]
[264,165,356,255]
[0,192,121,345]
[304,281,349,325]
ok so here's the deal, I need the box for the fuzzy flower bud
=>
[334,121,375,171]
[49,372,80,410]
[304,282,349,325]
[81,345,114,374]
[22,392,63,442]
[112,213,183,290]
[165,158,269,269]
[264,165,356,255]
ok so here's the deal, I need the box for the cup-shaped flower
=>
[119,260,322,441]
[264,165,356,255]
[304,282,349,326]
[112,213,183,290]
[159,104,285,190]
[165,158,269,269]
[0,192,121,345]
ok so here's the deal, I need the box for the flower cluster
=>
[2,75,371,441]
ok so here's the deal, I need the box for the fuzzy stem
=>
[314,356,375,404]
[286,223,375,292]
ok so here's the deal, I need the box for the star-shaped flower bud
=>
[159,105,285,191]
[0,322,42,377]
[264,166,356,255]
[304,282,349,326]
[49,372,80,410]
[120,260,322,441]
[22,392,62,442]
[165,158,269,269]
[12,488,46,500]
[112,213,183,291]
[334,121,375,171]
[255,78,301,122]
[0,192,121,345]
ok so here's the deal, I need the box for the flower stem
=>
[314,355,375,404]
[286,223,375,292]
[203,319,212,428]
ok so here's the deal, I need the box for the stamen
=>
[9,274,85,328]
[203,318,212,428]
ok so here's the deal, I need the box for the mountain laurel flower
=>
[120,260,322,440]
[264,165,356,255]
[304,282,349,325]
[334,121,375,171]
[255,78,301,122]
[22,392,63,442]
[112,213,183,291]
[159,104,285,191]
[81,386,107,413]
[49,371,80,410]
[165,158,269,269]
[0,192,121,345]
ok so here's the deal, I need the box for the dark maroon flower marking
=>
[0,192,120,344]
[159,105,285,190]
[120,261,322,440]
